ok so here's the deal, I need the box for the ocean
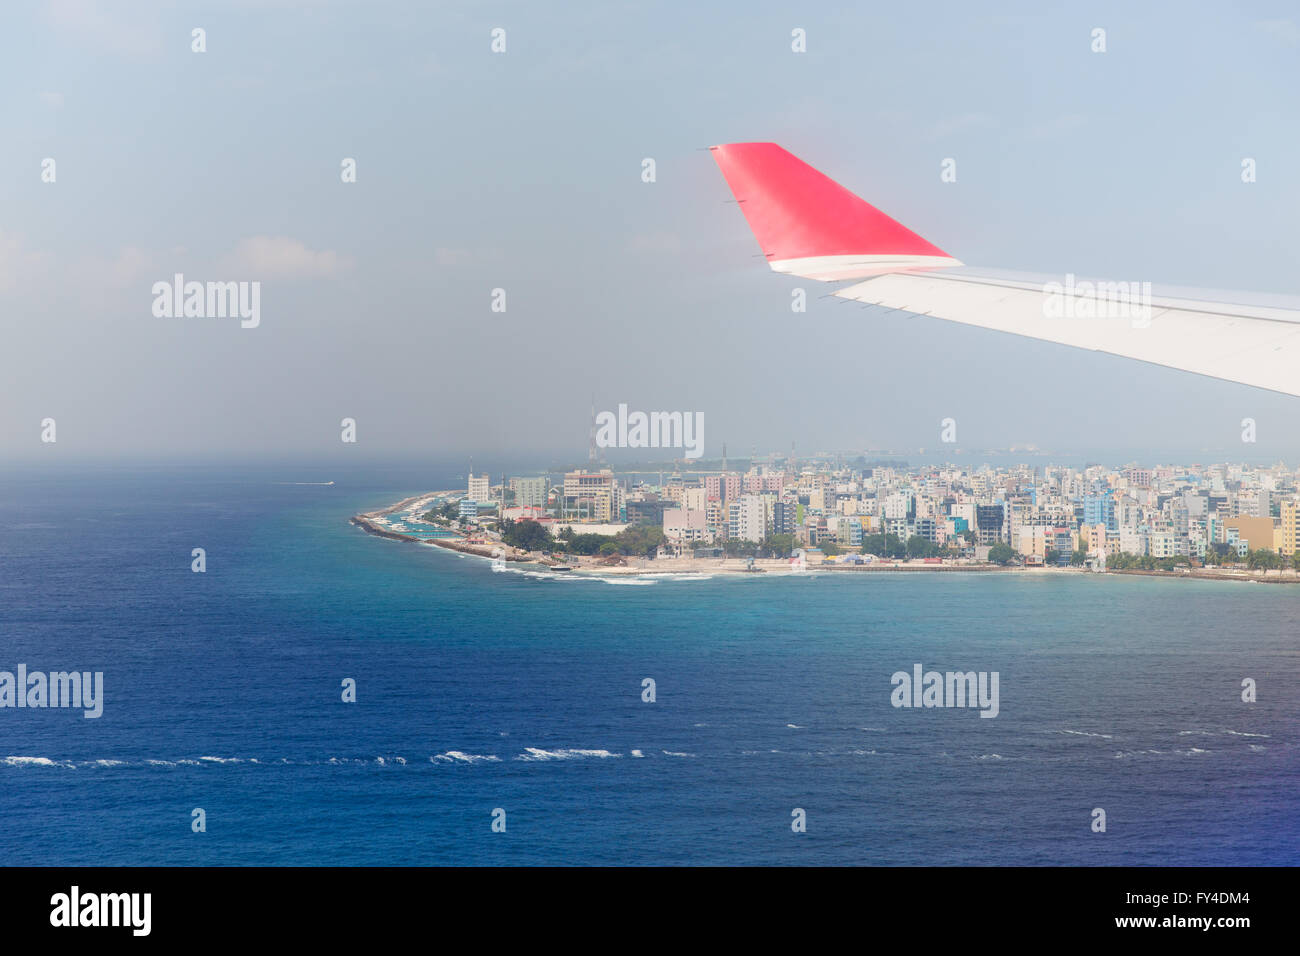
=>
[1,464,1296,866]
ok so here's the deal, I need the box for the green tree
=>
[906,535,938,559]
[761,534,795,558]
[500,518,553,552]
[987,543,1017,566]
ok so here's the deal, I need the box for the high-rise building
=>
[727,495,767,543]
[705,474,741,502]
[975,504,1005,545]
[563,469,617,521]
[509,476,549,509]
[1281,500,1300,556]
[1082,493,1116,531]
[772,498,797,535]
[467,473,491,503]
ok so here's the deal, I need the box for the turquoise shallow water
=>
[1,464,1296,865]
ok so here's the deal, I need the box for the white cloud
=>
[82,246,155,290]
[223,236,352,278]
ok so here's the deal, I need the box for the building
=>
[1281,500,1300,556]
[975,504,1005,545]
[509,476,549,509]
[563,469,617,521]
[1237,488,1270,519]
[663,507,708,544]
[467,473,491,503]
[1224,516,1275,553]
[706,474,741,502]
[772,498,798,535]
[626,498,667,526]
[727,495,767,543]
[1082,493,1116,531]
[458,499,478,521]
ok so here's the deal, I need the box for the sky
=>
[2,0,1300,467]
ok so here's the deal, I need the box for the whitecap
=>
[516,748,621,761]
[432,751,501,764]
[2,756,72,768]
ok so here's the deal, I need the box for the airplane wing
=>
[710,141,1300,398]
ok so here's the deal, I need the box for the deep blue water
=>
[1,464,1296,865]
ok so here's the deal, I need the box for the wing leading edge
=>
[711,142,1300,398]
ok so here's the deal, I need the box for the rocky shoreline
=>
[350,491,534,563]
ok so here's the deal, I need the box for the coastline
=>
[352,492,1300,583]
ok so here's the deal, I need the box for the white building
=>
[727,495,767,543]
[468,473,491,503]
[663,507,708,542]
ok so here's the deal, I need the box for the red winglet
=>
[710,142,959,280]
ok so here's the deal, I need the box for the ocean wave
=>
[1058,730,1114,739]
[516,748,621,761]
[2,756,75,768]
[632,573,714,581]
[1114,749,1168,759]
[786,723,803,729]
[630,749,644,757]
[661,750,695,757]
[432,751,501,764]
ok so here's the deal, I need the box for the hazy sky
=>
[3,0,1300,465]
